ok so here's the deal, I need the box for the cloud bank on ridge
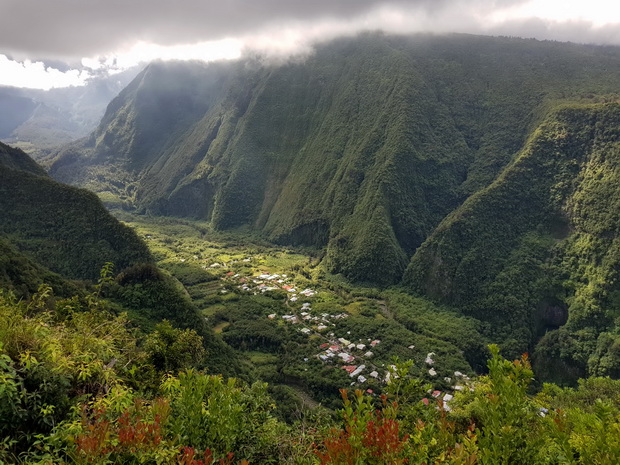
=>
[2,0,620,89]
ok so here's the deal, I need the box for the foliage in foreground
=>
[1,287,620,464]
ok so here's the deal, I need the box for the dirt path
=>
[213,321,230,333]
[288,384,321,409]
[378,299,393,319]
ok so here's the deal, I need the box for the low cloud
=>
[483,18,620,45]
[0,0,541,61]
[0,54,91,89]
[2,0,620,89]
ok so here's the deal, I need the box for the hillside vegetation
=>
[0,143,242,376]
[3,126,620,461]
[0,142,151,281]
[405,103,620,381]
[3,285,620,464]
[45,34,620,383]
[50,34,620,285]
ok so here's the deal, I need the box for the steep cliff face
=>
[405,104,620,380]
[49,34,620,286]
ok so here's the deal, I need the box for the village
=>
[138,224,474,410]
[216,265,470,408]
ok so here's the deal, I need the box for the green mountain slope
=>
[404,103,620,381]
[0,142,243,377]
[0,238,81,299]
[0,140,47,176]
[49,34,620,286]
[0,142,151,280]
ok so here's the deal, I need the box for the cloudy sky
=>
[2,0,620,89]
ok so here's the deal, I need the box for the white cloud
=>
[83,38,244,74]
[0,55,91,90]
[3,0,620,90]
[490,0,620,27]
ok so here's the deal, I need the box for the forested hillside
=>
[49,34,620,286]
[405,103,620,381]
[0,142,242,375]
[0,142,151,281]
[44,33,620,384]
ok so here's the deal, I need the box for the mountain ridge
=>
[406,102,620,379]
[51,33,620,284]
[46,33,620,378]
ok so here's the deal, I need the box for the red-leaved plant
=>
[315,389,409,465]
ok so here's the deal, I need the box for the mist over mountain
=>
[0,67,140,151]
[51,34,620,275]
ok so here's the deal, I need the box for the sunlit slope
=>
[50,34,620,284]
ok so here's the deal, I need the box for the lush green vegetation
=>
[49,33,620,286]
[0,143,151,281]
[5,32,620,462]
[42,35,620,384]
[2,284,620,464]
[0,238,81,299]
[115,214,485,409]
[406,103,620,382]
[0,144,242,378]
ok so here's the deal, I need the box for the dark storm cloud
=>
[1,0,526,59]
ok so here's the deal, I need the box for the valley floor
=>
[116,212,481,409]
